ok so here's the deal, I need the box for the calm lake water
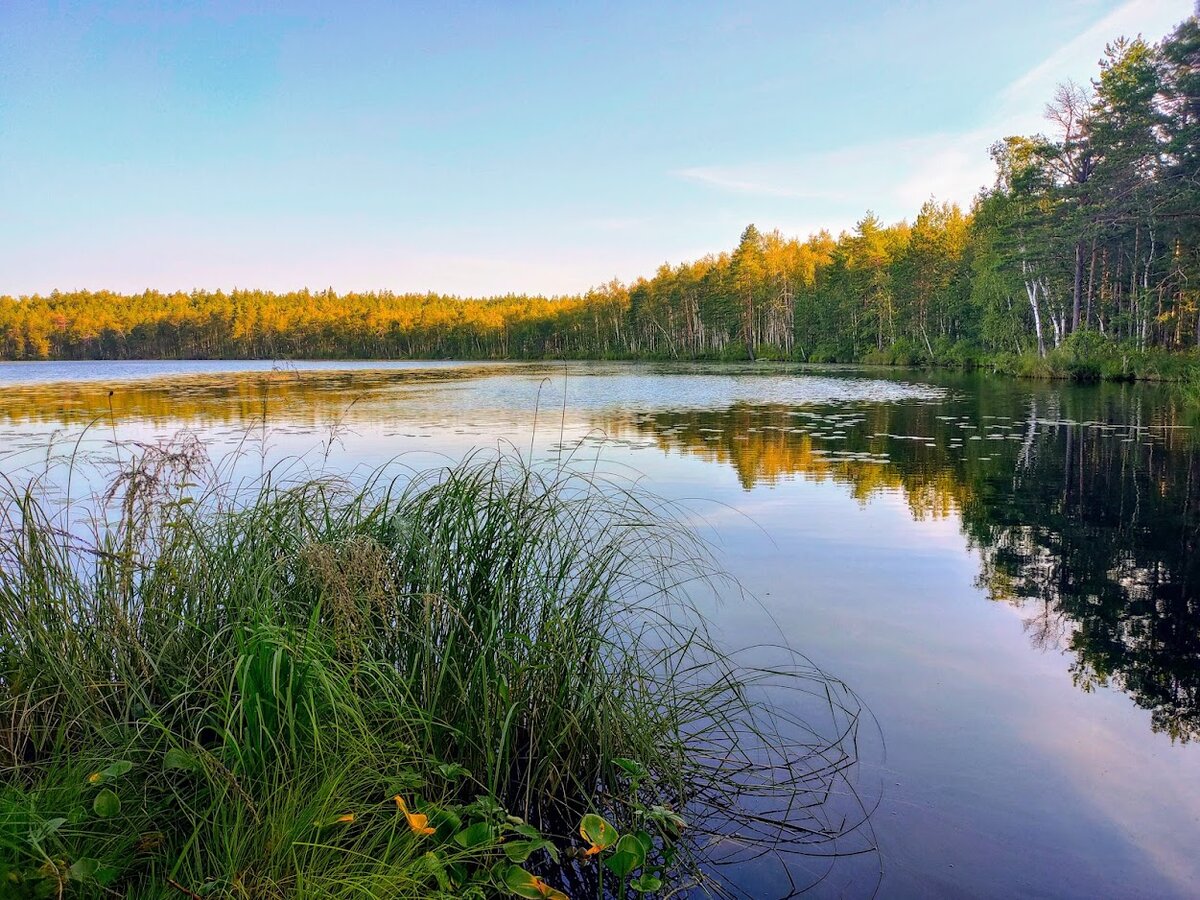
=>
[1,360,1197,898]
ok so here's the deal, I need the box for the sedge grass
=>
[0,440,870,898]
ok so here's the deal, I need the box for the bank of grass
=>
[853,331,1200,385]
[0,445,865,898]
[987,336,1200,384]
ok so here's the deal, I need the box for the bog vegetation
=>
[1,19,1198,380]
[0,444,866,898]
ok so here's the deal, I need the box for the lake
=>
[0,359,1197,898]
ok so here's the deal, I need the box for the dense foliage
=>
[2,18,1197,373]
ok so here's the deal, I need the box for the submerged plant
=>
[0,440,870,897]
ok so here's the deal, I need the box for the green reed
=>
[0,443,867,898]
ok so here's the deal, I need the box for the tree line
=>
[2,17,1197,371]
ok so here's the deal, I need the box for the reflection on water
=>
[603,387,1200,743]
[2,361,1198,896]
[2,365,1196,742]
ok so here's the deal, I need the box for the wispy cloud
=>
[674,0,1190,228]
[672,164,850,202]
[674,133,992,226]
[998,0,1181,120]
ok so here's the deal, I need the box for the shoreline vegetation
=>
[2,17,1199,387]
[0,443,870,898]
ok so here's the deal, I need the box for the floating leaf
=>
[93,789,121,818]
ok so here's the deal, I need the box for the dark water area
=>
[0,361,1197,897]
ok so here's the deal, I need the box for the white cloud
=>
[675,0,1192,228]
[998,0,1186,127]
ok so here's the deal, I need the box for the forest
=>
[2,18,1197,378]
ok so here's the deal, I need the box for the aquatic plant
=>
[0,441,868,897]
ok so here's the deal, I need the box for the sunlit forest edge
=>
[3,18,1199,383]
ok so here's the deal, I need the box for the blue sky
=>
[0,0,1192,297]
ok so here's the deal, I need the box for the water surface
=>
[1,360,1197,898]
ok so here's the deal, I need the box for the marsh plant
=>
[0,440,868,898]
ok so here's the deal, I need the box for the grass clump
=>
[987,334,1200,383]
[0,443,867,898]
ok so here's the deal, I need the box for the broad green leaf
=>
[612,757,647,778]
[436,762,470,781]
[423,851,451,892]
[578,813,618,851]
[164,748,199,771]
[386,770,425,793]
[503,865,568,900]
[446,861,468,888]
[630,873,662,893]
[603,833,647,877]
[647,804,687,838]
[465,794,504,818]
[68,858,99,880]
[426,804,462,834]
[453,821,494,848]
[101,760,133,779]
[503,838,557,863]
[93,789,121,818]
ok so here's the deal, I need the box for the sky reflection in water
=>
[0,360,1196,898]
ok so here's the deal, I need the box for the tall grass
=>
[0,442,867,898]
[1182,366,1200,407]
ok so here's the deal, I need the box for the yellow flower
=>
[394,796,435,835]
[86,772,101,784]
[336,813,355,824]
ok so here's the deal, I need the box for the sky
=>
[0,0,1194,297]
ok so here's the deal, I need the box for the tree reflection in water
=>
[602,383,1200,742]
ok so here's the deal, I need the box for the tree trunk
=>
[1026,279,1046,357]
[1071,241,1084,333]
